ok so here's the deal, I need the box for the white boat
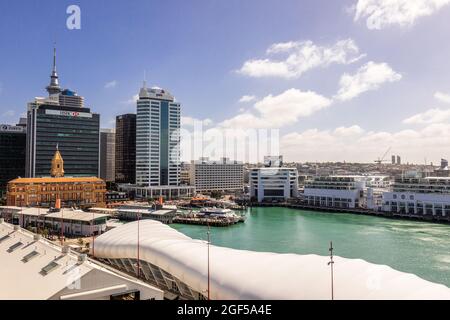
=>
[198,207,238,219]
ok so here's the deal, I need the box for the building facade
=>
[100,128,116,182]
[190,158,243,193]
[0,124,26,196]
[382,176,450,217]
[115,114,136,184]
[8,148,106,208]
[304,176,366,209]
[136,85,180,187]
[26,49,100,178]
[249,167,299,202]
[303,175,390,209]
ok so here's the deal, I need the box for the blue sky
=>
[1,0,450,163]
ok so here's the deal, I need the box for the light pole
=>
[207,225,211,300]
[137,212,141,278]
[328,241,335,301]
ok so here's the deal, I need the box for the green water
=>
[172,207,450,287]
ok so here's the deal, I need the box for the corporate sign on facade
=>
[0,125,25,133]
[45,109,93,118]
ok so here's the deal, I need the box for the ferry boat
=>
[198,208,245,221]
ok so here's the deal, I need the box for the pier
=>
[173,216,245,227]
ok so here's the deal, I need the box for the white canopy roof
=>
[93,220,450,300]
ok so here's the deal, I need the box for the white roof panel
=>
[93,220,450,300]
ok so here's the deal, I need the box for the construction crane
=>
[374,147,392,164]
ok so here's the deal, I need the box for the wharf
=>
[246,202,450,224]
[173,216,244,227]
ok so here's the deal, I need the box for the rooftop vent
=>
[0,234,11,244]
[22,250,40,263]
[7,241,23,253]
[13,225,20,231]
[0,218,4,224]
[78,254,87,263]
[33,234,41,241]
[40,261,60,276]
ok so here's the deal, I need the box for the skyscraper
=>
[0,123,26,196]
[136,83,180,187]
[115,114,136,184]
[100,128,116,182]
[25,48,100,178]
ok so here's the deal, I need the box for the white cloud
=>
[335,61,402,101]
[403,108,450,124]
[123,94,139,105]
[181,116,213,127]
[237,39,365,79]
[2,110,15,117]
[221,89,332,129]
[333,125,365,136]
[354,0,450,30]
[239,95,257,103]
[434,91,450,104]
[281,123,450,163]
[104,80,118,89]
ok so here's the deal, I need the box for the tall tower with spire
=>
[46,46,61,95]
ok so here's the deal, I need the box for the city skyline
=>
[0,0,450,164]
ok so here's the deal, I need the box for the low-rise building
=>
[249,167,299,202]
[190,157,244,193]
[0,206,109,237]
[382,176,450,217]
[118,184,195,200]
[0,219,163,300]
[303,175,390,209]
[6,147,106,208]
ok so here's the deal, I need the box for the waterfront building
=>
[118,184,195,200]
[0,123,26,196]
[180,162,191,185]
[0,206,110,237]
[382,175,450,217]
[434,159,449,177]
[92,220,450,300]
[303,175,390,209]
[100,128,116,182]
[190,157,244,193]
[136,84,181,187]
[115,114,136,184]
[26,48,100,178]
[7,148,106,208]
[0,219,163,300]
[249,167,299,202]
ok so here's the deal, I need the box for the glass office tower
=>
[136,84,180,187]
[115,114,136,184]
[0,124,26,195]
[25,48,100,178]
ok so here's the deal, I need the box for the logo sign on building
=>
[0,125,25,133]
[45,109,92,118]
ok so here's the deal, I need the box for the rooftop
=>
[8,177,105,184]
[93,220,450,300]
[0,220,161,300]
[0,207,110,222]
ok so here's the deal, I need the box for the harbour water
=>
[172,206,450,287]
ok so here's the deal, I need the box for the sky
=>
[0,0,450,164]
